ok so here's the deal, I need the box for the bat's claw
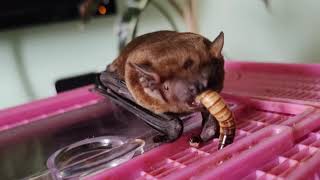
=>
[218,133,235,150]
[189,135,203,148]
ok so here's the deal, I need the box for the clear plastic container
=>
[47,136,145,179]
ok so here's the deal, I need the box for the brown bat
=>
[97,31,234,149]
[108,31,224,113]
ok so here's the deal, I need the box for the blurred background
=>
[0,0,319,109]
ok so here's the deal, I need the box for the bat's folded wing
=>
[94,71,183,142]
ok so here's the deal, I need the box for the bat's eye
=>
[183,58,194,70]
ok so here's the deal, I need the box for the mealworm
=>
[196,90,236,149]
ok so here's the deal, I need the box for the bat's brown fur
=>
[107,31,224,114]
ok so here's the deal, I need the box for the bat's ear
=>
[210,32,224,59]
[129,63,161,88]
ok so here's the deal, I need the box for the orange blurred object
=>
[98,5,107,15]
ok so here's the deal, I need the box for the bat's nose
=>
[201,79,208,89]
[176,80,205,103]
[188,85,198,96]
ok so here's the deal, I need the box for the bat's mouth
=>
[187,99,203,110]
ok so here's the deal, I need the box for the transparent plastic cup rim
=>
[47,136,145,179]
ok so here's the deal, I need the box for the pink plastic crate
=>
[1,61,320,179]
[244,127,320,179]
[224,61,320,107]
[91,97,320,179]
[0,85,102,131]
[90,61,320,179]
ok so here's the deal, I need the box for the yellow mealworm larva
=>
[196,90,236,149]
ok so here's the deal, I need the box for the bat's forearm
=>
[96,71,183,142]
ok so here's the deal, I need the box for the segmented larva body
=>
[196,90,236,149]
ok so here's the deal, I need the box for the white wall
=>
[198,0,320,63]
[0,0,319,109]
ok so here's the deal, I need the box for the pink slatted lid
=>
[90,61,320,179]
[91,97,320,179]
[224,61,320,107]
[1,61,320,179]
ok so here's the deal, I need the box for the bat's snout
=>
[185,82,207,109]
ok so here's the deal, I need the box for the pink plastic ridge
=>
[224,61,320,107]
[0,86,101,131]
